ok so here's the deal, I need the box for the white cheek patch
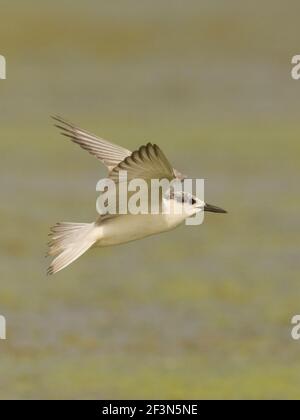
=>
[186,210,204,225]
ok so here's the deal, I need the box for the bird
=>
[47,116,227,275]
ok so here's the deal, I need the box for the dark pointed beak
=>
[204,203,227,214]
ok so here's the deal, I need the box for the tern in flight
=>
[47,116,227,275]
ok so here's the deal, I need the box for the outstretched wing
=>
[52,115,131,172]
[110,142,175,183]
[52,116,186,179]
[96,143,176,220]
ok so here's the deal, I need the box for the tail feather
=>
[47,222,96,275]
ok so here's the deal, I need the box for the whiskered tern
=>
[47,116,227,275]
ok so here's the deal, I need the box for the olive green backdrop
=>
[0,0,300,399]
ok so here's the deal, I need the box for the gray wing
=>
[52,115,131,172]
[97,143,177,221]
[52,116,186,179]
[110,142,175,183]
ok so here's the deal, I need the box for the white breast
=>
[96,213,184,247]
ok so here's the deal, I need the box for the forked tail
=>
[47,222,96,275]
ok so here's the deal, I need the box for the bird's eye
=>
[191,198,196,205]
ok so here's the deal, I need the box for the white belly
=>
[95,213,183,247]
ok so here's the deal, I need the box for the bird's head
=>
[165,190,227,218]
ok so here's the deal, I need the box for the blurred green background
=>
[0,0,300,399]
